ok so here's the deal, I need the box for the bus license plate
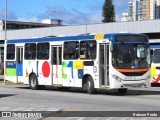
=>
[125,77,136,80]
[131,83,139,87]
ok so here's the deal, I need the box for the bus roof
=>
[6,33,147,44]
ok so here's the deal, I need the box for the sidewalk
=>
[0,75,4,83]
[0,75,23,85]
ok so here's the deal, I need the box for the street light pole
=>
[4,0,7,83]
[5,0,7,34]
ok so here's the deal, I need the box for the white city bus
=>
[150,41,160,85]
[5,33,151,94]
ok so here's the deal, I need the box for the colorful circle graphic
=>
[42,61,50,77]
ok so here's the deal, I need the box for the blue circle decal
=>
[93,66,97,74]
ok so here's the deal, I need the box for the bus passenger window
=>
[63,41,79,60]
[25,43,36,60]
[37,42,50,60]
[80,41,96,59]
[7,44,15,60]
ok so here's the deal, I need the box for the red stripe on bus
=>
[116,68,150,73]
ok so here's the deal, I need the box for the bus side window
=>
[37,42,50,60]
[80,41,96,59]
[24,43,36,60]
[7,44,15,60]
[63,41,79,60]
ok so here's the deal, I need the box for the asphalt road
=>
[0,84,160,120]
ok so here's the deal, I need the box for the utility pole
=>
[4,0,7,83]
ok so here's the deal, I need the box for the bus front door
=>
[51,46,62,85]
[99,44,109,87]
[16,46,23,83]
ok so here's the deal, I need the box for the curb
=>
[0,81,23,85]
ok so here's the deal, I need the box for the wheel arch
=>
[82,74,94,88]
[29,72,37,81]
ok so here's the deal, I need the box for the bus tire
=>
[118,88,127,95]
[86,76,95,94]
[29,74,39,90]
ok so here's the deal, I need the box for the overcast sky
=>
[0,0,132,25]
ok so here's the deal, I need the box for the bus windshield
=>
[112,44,151,69]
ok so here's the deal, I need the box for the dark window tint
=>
[25,43,36,60]
[63,41,79,59]
[52,47,62,65]
[59,47,62,65]
[52,47,57,64]
[115,35,148,42]
[153,49,160,63]
[80,41,96,59]
[17,47,23,64]
[37,42,49,60]
[7,44,15,60]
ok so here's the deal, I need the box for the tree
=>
[102,0,115,23]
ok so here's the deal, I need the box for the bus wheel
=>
[118,88,127,95]
[86,76,95,94]
[29,74,39,90]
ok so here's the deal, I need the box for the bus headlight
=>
[112,75,122,82]
[145,75,150,80]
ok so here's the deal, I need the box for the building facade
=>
[0,19,63,31]
[156,0,160,18]
[121,13,130,21]
[128,1,135,21]
[122,0,160,21]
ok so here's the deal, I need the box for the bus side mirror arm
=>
[109,39,113,52]
[110,45,113,52]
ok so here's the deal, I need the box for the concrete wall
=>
[0,19,160,40]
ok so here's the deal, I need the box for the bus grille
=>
[123,83,144,87]
[121,72,146,76]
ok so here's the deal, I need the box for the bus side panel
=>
[62,60,89,88]
[6,61,17,83]
[73,61,84,87]
[23,61,29,84]
[62,60,98,88]
[17,64,23,76]
[83,61,99,88]
[62,61,73,87]
[23,60,46,85]
[17,63,23,83]
[151,64,160,83]
[23,60,34,84]
[150,47,160,84]
[39,60,51,85]
[92,65,99,89]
